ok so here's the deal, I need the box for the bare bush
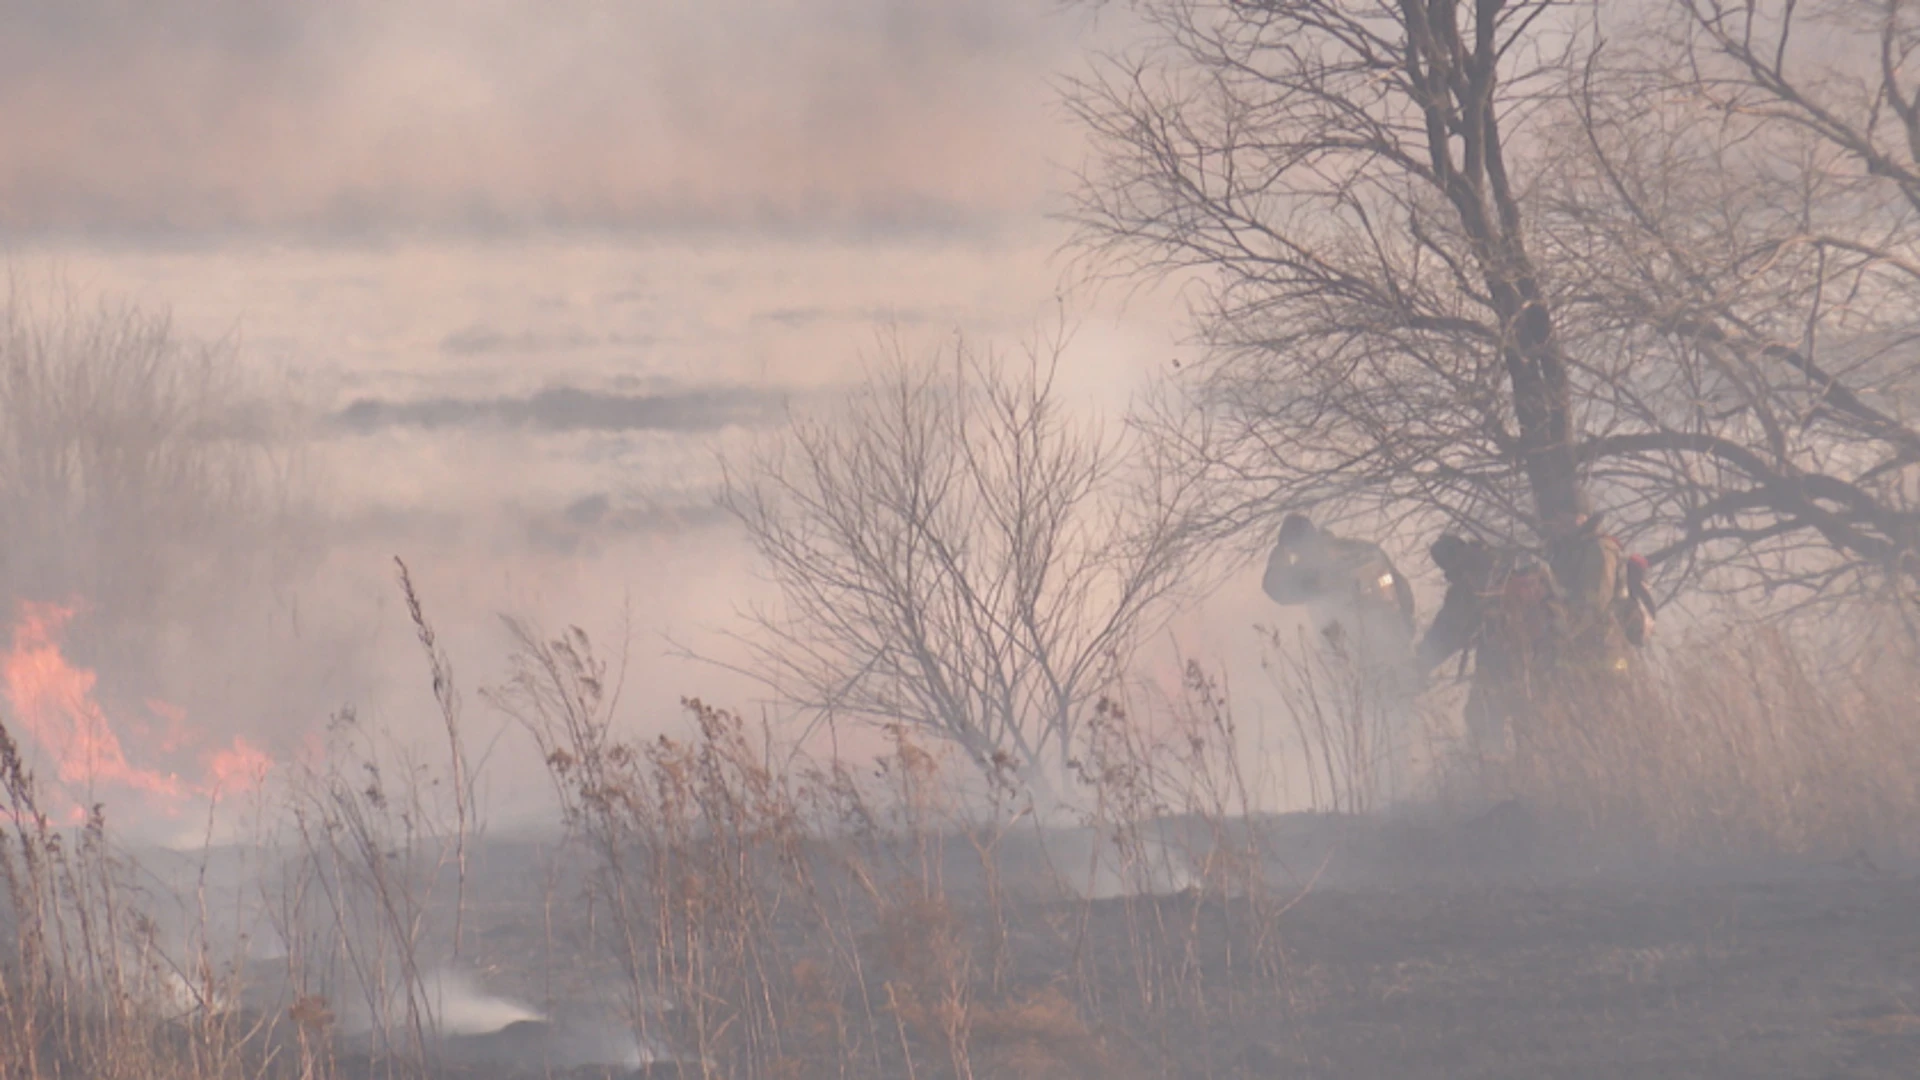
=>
[716,333,1206,795]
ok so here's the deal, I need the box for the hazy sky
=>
[0,0,1089,238]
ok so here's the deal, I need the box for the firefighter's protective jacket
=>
[1263,534,1415,634]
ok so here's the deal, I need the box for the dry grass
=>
[491,618,1306,1079]
[1464,625,1920,863]
[0,713,261,1080]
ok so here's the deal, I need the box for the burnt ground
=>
[143,810,1920,1079]
[1120,874,1920,1079]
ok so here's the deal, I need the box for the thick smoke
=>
[0,0,1092,238]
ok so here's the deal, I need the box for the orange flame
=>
[206,736,272,793]
[1,601,272,819]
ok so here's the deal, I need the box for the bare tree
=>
[1069,1,1589,542]
[718,334,1203,791]
[1066,0,1920,619]
[1543,0,1920,615]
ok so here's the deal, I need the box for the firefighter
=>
[1622,553,1656,647]
[1263,513,1420,800]
[1418,533,1560,760]
[1541,505,1643,679]
[1417,534,1495,674]
[1262,513,1415,648]
[1421,509,1656,762]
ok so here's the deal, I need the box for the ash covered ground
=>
[123,808,1920,1080]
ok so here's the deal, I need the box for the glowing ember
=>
[0,601,273,818]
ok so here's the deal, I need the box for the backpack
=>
[1481,551,1564,674]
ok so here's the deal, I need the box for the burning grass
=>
[0,601,272,825]
[1,595,1919,1078]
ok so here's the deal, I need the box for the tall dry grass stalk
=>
[1255,624,1441,816]
[0,718,270,1080]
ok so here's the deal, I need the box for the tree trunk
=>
[1505,298,1581,528]
[1412,1,1584,531]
